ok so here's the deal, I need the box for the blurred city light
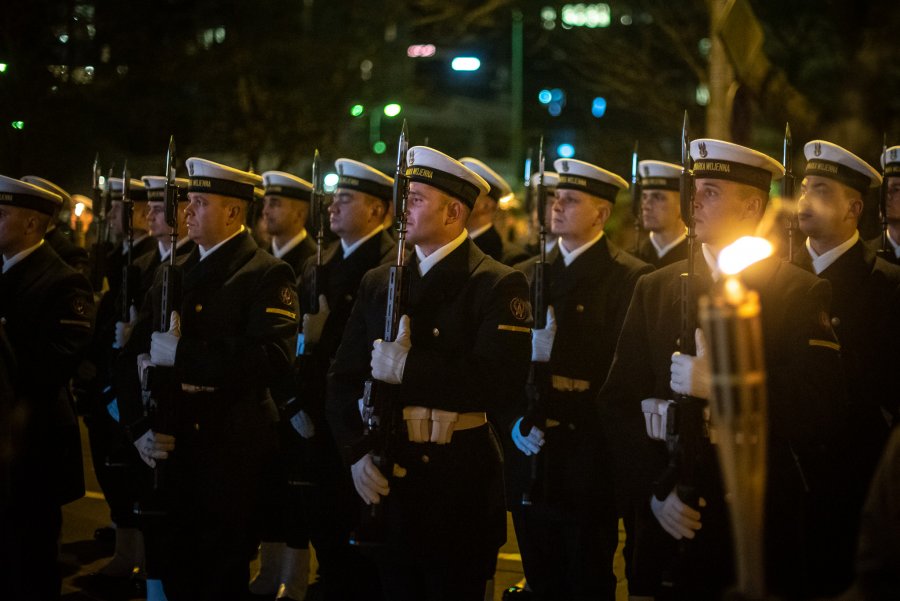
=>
[350,104,364,117]
[557,143,576,158]
[560,3,611,28]
[591,96,607,118]
[407,44,436,58]
[11,121,24,130]
[383,103,402,117]
[323,173,339,192]
[538,89,552,104]
[451,57,481,71]
[373,141,387,154]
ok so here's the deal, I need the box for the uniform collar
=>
[416,229,468,276]
[805,230,859,275]
[2,239,44,274]
[271,228,308,260]
[558,229,604,267]
[650,229,688,259]
[199,225,245,261]
[341,224,384,258]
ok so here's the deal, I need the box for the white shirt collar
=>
[159,237,190,262]
[806,230,859,275]
[341,224,384,258]
[468,222,492,240]
[545,237,558,254]
[416,229,468,276]
[122,232,149,255]
[199,226,245,261]
[888,230,900,259]
[701,244,722,282]
[271,228,308,260]
[2,239,44,274]
[650,229,687,259]
[558,230,604,267]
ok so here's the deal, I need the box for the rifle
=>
[136,137,182,517]
[351,120,410,546]
[783,124,797,261]
[88,156,112,292]
[309,149,325,316]
[521,137,551,507]
[661,113,706,591]
[120,165,141,322]
[877,134,892,260]
[631,141,642,254]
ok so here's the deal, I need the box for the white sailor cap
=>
[0,174,63,216]
[553,158,628,202]
[803,140,881,194]
[185,157,262,202]
[529,170,559,191]
[406,146,489,208]
[691,139,784,192]
[804,140,881,193]
[20,176,72,207]
[458,157,512,202]
[638,160,681,191]
[335,159,394,201]
[141,175,190,202]
[262,171,312,202]
[882,145,900,177]
[108,177,148,201]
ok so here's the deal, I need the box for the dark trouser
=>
[84,408,142,527]
[511,503,618,601]
[0,499,62,600]
[159,428,275,601]
[374,545,489,601]
[304,478,383,600]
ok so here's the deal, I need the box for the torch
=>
[699,236,773,601]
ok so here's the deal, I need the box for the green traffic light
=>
[11,120,24,130]
[373,141,387,154]
[383,103,402,118]
[350,104,364,117]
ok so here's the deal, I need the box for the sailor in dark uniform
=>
[130,175,195,302]
[81,176,157,587]
[600,139,847,600]
[791,139,900,595]
[328,146,532,600]
[633,160,688,268]
[867,145,900,264]
[459,157,530,266]
[117,158,298,600]
[265,158,396,601]
[506,158,652,601]
[0,175,95,600]
[21,175,90,276]
[262,170,317,279]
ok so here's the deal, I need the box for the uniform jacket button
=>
[345,294,353,302]
[432,328,440,337]
[194,423,200,431]
[195,304,203,312]
[576,304,584,313]
[421,455,430,464]
[831,316,840,327]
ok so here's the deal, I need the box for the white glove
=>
[512,416,545,456]
[133,430,176,468]
[290,409,315,439]
[650,490,707,540]
[351,453,390,505]
[150,311,181,367]
[641,398,674,441]
[302,295,330,346]
[531,306,556,362]
[670,328,711,400]
[371,314,411,384]
[113,305,138,349]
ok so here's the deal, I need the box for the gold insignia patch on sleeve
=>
[498,324,531,334]
[266,307,297,320]
[509,297,529,321]
[280,286,295,306]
